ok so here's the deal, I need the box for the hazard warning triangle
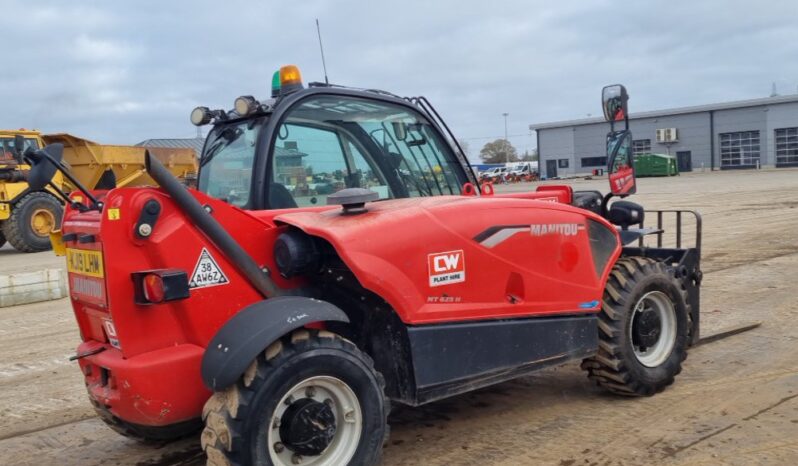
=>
[189,248,229,289]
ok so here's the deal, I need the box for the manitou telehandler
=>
[29,67,701,465]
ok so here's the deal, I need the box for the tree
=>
[479,139,518,164]
[521,148,539,162]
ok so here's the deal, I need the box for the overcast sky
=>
[3,0,797,161]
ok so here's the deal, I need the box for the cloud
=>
[1,0,796,156]
[71,35,141,63]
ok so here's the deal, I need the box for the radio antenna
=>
[315,19,329,85]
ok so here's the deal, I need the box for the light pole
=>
[502,112,509,163]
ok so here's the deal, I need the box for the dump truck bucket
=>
[41,133,198,190]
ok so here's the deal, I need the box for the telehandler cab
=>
[33,67,701,465]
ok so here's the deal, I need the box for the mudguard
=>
[200,296,349,390]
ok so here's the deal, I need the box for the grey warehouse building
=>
[530,94,798,179]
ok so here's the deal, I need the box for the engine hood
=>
[274,195,599,238]
[274,195,620,325]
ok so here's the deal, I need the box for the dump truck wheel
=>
[89,396,201,441]
[0,228,5,248]
[581,256,689,396]
[2,192,63,252]
[201,329,389,466]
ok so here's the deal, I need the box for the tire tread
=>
[201,329,388,466]
[2,192,62,252]
[581,257,690,396]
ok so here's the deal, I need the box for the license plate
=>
[66,248,105,278]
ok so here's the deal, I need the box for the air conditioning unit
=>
[656,128,678,143]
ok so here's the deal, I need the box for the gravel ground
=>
[1,168,797,465]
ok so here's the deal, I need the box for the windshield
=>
[267,95,468,209]
[198,119,262,208]
[0,137,39,164]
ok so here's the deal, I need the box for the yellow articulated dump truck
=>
[0,130,197,252]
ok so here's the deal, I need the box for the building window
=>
[720,131,760,168]
[558,159,569,168]
[581,156,607,167]
[632,139,651,156]
[775,127,798,166]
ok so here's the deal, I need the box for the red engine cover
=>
[276,195,620,324]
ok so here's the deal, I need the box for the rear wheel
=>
[0,228,5,248]
[581,257,689,396]
[201,329,388,466]
[2,192,63,252]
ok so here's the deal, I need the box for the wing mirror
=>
[602,84,629,123]
[602,84,636,196]
[607,130,636,196]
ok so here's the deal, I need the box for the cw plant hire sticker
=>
[189,248,229,289]
[428,250,465,287]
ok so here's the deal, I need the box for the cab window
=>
[270,123,390,208]
[198,119,262,208]
[267,95,466,209]
[0,137,39,163]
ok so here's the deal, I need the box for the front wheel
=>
[2,192,63,252]
[581,257,690,396]
[201,329,389,466]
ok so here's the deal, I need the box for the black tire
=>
[581,256,689,396]
[201,329,389,466]
[2,192,63,252]
[89,396,201,442]
[0,228,6,248]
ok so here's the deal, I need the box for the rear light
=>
[132,269,190,305]
[143,274,165,303]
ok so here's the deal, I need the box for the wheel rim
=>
[629,291,677,367]
[30,208,56,237]
[268,376,362,466]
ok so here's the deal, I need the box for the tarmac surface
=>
[1,169,797,465]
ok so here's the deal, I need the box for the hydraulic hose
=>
[145,152,281,298]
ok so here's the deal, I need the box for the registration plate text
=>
[66,248,104,278]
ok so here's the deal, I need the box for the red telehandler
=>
[24,68,702,465]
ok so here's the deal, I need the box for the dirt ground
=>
[1,169,797,465]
